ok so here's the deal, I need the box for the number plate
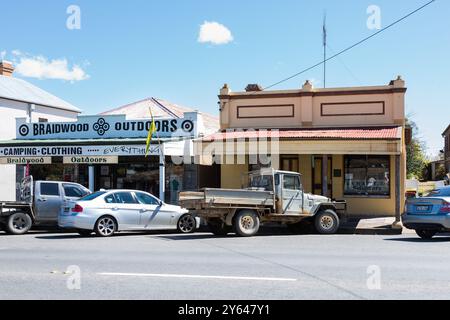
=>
[416,205,431,212]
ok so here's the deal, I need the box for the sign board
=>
[0,145,160,157]
[0,157,52,165]
[16,113,199,140]
[63,156,118,164]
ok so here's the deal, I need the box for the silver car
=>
[58,190,199,237]
[402,186,450,239]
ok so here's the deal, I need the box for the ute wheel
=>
[207,219,232,236]
[95,216,117,237]
[5,212,33,235]
[177,214,197,234]
[234,210,260,237]
[416,229,437,240]
[314,210,340,235]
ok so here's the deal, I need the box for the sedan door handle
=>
[38,198,47,202]
[112,207,119,211]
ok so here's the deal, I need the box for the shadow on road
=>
[385,236,450,243]
[33,229,187,240]
[152,227,314,241]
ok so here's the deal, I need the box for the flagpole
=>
[155,113,165,203]
[145,103,165,201]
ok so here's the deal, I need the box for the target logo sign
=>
[19,125,30,137]
[181,120,194,133]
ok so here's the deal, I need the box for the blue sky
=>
[0,0,448,155]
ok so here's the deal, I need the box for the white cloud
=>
[0,51,6,60]
[12,51,89,82]
[198,21,233,45]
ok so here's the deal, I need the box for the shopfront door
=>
[312,156,332,198]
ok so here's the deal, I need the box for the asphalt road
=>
[0,227,450,300]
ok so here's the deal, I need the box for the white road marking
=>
[98,272,297,282]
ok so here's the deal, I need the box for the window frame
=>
[283,174,302,191]
[40,182,60,197]
[63,183,87,198]
[112,191,139,204]
[343,155,391,197]
[134,192,160,206]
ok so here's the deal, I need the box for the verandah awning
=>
[202,127,402,142]
[195,127,403,157]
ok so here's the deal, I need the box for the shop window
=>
[40,183,60,196]
[113,192,138,204]
[135,192,160,205]
[281,156,299,172]
[344,156,390,196]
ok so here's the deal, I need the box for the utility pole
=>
[323,11,327,88]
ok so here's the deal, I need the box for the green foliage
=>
[406,118,429,180]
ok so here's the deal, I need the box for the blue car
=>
[402,186,450,239]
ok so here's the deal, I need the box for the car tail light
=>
[439,202,450,214]
[72,204,83,213]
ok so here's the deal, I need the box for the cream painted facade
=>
[201,78,407,220]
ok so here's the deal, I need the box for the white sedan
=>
[58,190,199,237]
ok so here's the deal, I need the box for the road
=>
[0,228,449,300]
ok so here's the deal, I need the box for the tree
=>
[406,118,429,180]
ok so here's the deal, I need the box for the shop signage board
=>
[0,145,160,157]
[16,113,199,140]
[63,156,119,164]
[0,157,52,165]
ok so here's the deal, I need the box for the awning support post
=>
[88,166,95,192]
[159,151,165,202]
[322,154,329,197]
[392,155,403,229]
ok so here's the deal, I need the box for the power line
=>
[327,43,362,85]
[263,0,436,91]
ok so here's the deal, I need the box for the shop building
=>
[0,61,81,201]
[0,97,220,203]
[197,78,407,221]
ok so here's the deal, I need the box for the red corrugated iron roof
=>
[202,127,402,142]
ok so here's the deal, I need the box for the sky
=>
[0,0,448,156]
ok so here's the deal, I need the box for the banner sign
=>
[0,145,160,157]
[63,156,119,164]
[16,113,198,140]
[0,157,52,165]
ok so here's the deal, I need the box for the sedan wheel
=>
[178,214,196,234]
[95,216,117,237]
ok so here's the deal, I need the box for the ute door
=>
[134,192,173,230]
[281,174,304,214]
[35,182,63,222]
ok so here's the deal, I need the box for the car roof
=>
[99,189,153,194]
